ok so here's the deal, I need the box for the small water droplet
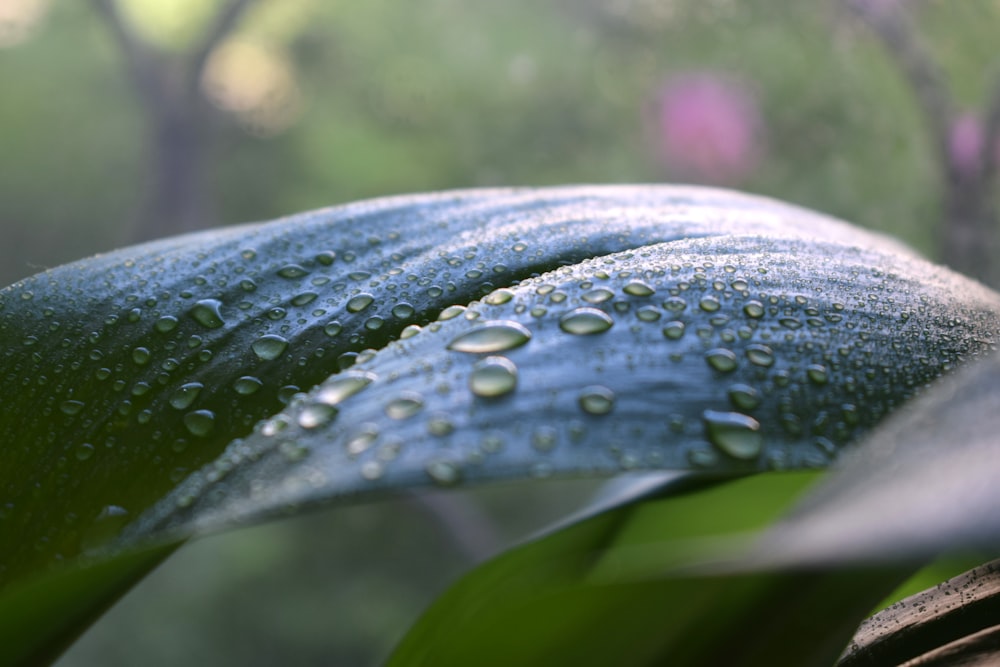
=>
[623,280,655,297]
[400,324,422,339]
[425,459,461,486]
[184,410,215,437]
[298,403,338,429]
[252,334,289,360]
[705,348,738,372]
[155,315,179,333]
[447,321,532,353]
[346,424,379,456]
[75,443,95,461]
[347,293,374,313]
[427,415,455,437]
[277,264,309,279]
[662,321,685,340]
[531,426,558,452]
[663,297,687,312]
[392,303,415,320]
[190,299,225,329]
[807,364,829,385]
[292,292,318,307]
[385,392,425,419]
[484,289,515,305]
[469,356,518,398]
[131,347,151,366]
[578,385,615,415]
[323,321,343,337]
[234,376,263,395]
[745,344,775,367]
[582,288,614,304]
[699,296,721,312]
[365,316,385,331]
[636,305,661,322]
[60,400,85,416]
[743,300,765,318]
[703,410,763,460]
[559,307,614,335]
[169,382,204,410]
[728,383,761,410]
[317,371,375,405]
[438,305,466,321]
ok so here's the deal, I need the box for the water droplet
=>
[190,299,225,329]
[75,443,95,461]
[60,400,85,416]
[469,356,518,398]
[298,403,338,429]
[317,371,375,406]
[392,303,415,320]
[703,410,763,460]
[400,324,422,339]
[447,321,532,353]
[743,300,765,318]
[728,384,761,410]
[292,292,318,307]
[131,347,151,366]
[779,317,803,329]
[807,364,829,385]
[252,334,288,360]
[365,316,385,331]
[234,376,263,395]
[164,384,201,412]
[623,280,655,297]
[582,288,614,304]
[531,426,558,452]
[347,293,374,313]
[346,424,379,456]
[484,289,514,305]
[184,410,215,437]
[663,297,687,312]
[438,305,466,321]
[559,307,614,335]
[636,305,661,322]
[323,321,343,337]
[385,392,425,419]
[277,264,309,279]
[699,296,721,312]
[425,459,461,486]
[360,460,385,481]
[745,344,775,367]
[662,321,685,340]
[427,415,455,437]
[279,440,310,462]
[578,385,615,415]
[705,348,738,372]
[155,315,179,333]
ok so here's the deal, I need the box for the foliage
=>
[2,186,1000,665]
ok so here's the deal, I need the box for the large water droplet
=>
[559,307,614,335]
[743,300,765,318]
[484,289,514,305]
[298,403,338,429]
[155,315,179,333]
[699,296,721,312]
[252,334,289,360]
[169,382,204,410]
[190,299,225,329]
[347,293,374,313]
[277,264,309,279]
[385,392,425,420]
[131,347,151,366]
[184,410,216,437]
[392,303,416,320]
[662,321,685,340]
[317,371,375,406]
[703,410,763,460]
[807,364,829,385]
[469,356,518,398]
[578,385,615,415]
[745,344,775,367]
[623,280,655,297]
[233,376,263,395]
[447,321,532,353]
[582,288,614,304]
[705,348,738,373]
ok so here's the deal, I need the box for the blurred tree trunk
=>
[90,0,255,241]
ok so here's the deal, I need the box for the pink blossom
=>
[949,113,985,176]
[654,73,762,185]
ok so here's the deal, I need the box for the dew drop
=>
[190,299,225,329]
[154,315,179,333]
[75,443,95,461]
[531,426,558,452]
[233,376,263,395]
[169,382,204,410]
[469,356,518,398]
[728,383,762,410]
[807,364,829,385]
[662,321,685,340]
[578,385,615,415]
[582,288,614,304]
[743,300,765,318]
[447,321,532,353]
[347,293,374,313]
[699,296,721,312]
[705,348,738,373]
[427,415,455,437]
[636,305,661,322]
[745,344,775,367]
[392,303,415,320]
[184,410,216,437]
[277,264,309,279]
[291,292,318,307]
[252,334,288,360]
[323,321,343,337]
[298,403,338,429]
[623,280,655,297]
[425,459,461,486]
[365,316,385,331]
[131,347,151,366]
[346,424,379,456]
[360,460,385,481]
[438,305,465,321]
[484,289,514,305]
[60,400,85,416]
[385,392,425,420]
[400,324,422,339]
[317,371,375,406]
[559,307,614,335]
[663,297,687,312]
[703,410,763,460]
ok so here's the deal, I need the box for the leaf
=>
[2,186,999,663]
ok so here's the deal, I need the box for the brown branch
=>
[844,0,954,168]
[187,0,257,92]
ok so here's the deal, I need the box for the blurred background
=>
[0,0,997,664]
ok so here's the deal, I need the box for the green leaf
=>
[2,186,999,663]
